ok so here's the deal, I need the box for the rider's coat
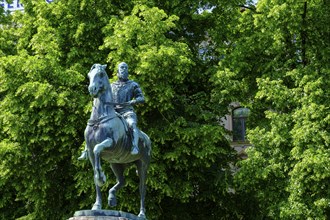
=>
[111,80,145,114]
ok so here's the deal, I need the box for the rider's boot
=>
[78,149,88,160]
[131,129,139,155]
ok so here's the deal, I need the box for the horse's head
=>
[88,64,109,98]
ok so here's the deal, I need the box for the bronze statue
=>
[80,63,151,218]
[111,62,145,155]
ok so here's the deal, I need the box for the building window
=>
[232,107,250,142]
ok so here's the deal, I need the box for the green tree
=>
[0,0,241,219]
[0,0,127,219]
[83,4,238,219]
[212,0,330,219]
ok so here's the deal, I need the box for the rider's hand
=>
[129,100,137,105]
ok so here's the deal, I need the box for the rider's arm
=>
[130,82,145,105]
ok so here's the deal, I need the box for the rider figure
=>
[111,62,145,155]
[78,62,144,159]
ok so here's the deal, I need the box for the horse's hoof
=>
[138,211,146,219]
[108,190,117,207]
[108,197,117,207]
[92,203,101,210]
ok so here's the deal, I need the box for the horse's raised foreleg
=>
[136,160,148,218]
[94,138,113,187]
[108,163,126,207]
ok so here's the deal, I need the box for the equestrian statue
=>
[79,63,151,218]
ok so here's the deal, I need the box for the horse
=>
[84,63,151,218]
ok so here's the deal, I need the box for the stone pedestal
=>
[68,210,145,220]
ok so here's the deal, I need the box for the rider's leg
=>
[131,123,139,155]
[126,115,139,155]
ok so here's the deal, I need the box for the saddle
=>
[115,112,133,140]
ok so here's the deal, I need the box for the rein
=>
[87,115,116,128]
[104,101,131,106]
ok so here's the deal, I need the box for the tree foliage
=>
[212,0,330,219]
[3,0,328,219]
[0,0,240,219]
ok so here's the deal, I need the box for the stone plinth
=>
[68,210,145,220]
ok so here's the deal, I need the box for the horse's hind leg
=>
[108,163,125,207]
[136,160,148,218]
